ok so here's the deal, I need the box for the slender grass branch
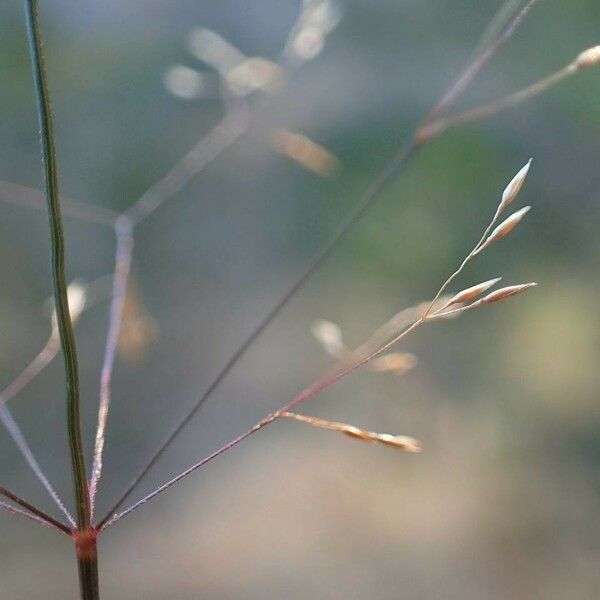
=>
[471,0,527,60]
[423,0,540,126]
[418,63,578,139]
[0,485,71,535]
[0,404,76,527]
[0,499,70,533]
[0,180,118,226]
[89,216,134,515]
[123,106,250,226]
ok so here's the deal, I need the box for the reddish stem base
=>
[74,529,100,600]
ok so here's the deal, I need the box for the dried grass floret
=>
[281,411,421,453]
[475,205,531,254]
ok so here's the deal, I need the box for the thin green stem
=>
[22,0,98,597]
[23,0,89,532]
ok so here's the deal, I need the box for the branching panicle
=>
[7,2,595,598]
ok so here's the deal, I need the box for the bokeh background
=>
[0,1,599,598]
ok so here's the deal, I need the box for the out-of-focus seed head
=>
[51,280,88,335]
[273,129,340,177]
[225,57,283,96]
[163,65,213,100]
[311,319,345,357]
[369,352,417,375]
[187,28,246,73]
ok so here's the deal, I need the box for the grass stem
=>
[22,0,97,596]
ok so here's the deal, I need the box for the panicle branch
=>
[96,1,549,529]
[99,160,538,530]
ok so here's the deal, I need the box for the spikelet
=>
[575,46,600,70]
[369,352,417,375]
[475,206,530,254]
[187,28,246,73]
[479,282,537,304]
[281,411,421,453]
[438,277,501,311]
[498,159,532,214]
[226,57,284,96]
[273,129,340,177]
[311,319,345,358]
[163,65,213,100]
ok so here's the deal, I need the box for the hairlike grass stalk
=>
[470,0,526,60]
[22,0,97,597]
[0,499,69,532]
[89,216,134,517]
[0,403,76,527]
[423,0,539,125]
[0,485,71,535]
[0,277,110,527]
[418,47,600,140]
[0,339,76,526]
[0,180,118,226]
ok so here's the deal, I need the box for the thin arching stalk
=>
[0,485,71,535]
[419,63,579,138]
[422,0,540,126]
[89,216,134,516]
[22,0,97,598]
[0,499,70,532]
[0,335,75,526]
[0,180,118,226]
[0,403,76,527]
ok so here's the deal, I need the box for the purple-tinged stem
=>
[89,215,134,516]
[0,485,71,535]
[0,403,76,528]
[0,499,70,533]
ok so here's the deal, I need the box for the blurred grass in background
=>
[0,1,599,598]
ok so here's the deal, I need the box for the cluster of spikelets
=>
[162,0,342,177]
[164,0,341,99]
[288,160,538,453]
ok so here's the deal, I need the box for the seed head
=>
[273,129,340,177]
[499,159,532,214]
[311,319,345,357]
[369,352,417,375]
[479,282,537,304]
[439,277,502,311]
[575,46,600,70]
[281,411,421,453]
[476,206,531,254]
